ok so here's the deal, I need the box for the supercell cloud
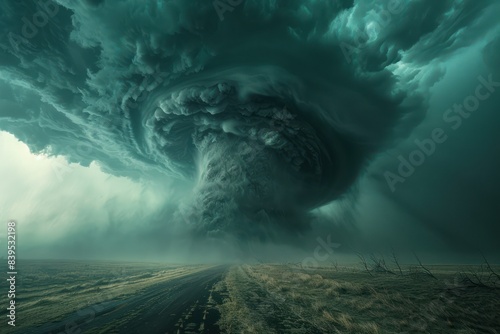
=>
[1,0,499,256]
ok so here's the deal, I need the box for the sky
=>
[0,0,499,263]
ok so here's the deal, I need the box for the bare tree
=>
[330,259,339,271]
[391,247,404,276]
[481,253,500,286]
[457,268,490,288]
[369,254,395,274]
[356,252,373,276]
[411,252,437,280]
[458,254,500,288]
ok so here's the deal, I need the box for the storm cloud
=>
[1,0,499,258]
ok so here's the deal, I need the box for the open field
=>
[0,260,222,333]
[216,264,500,333]
[1,260,499,333]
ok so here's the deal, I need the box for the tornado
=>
[1,0,493,243]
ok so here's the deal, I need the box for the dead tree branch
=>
[411,252,437,280]
[391,247,404,276]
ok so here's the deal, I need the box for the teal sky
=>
[1,0,499,262]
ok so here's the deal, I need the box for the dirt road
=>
[23,265,227,334]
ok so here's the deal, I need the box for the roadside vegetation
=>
[217,259,500,333]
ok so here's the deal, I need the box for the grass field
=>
[0,260,211,332]
[215,263,500,333]
[1,260,499,333]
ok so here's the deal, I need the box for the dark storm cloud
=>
[483,35,500,75]
[0,0,498,245]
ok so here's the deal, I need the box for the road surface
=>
[23,265,228,334]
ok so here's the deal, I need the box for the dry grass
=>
[217,264,500,333]
[216,267,269,333]
[0,260,212,331]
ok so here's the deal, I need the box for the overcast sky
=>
[1,0,499,263]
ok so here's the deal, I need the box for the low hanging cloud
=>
[1,0,499,253]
